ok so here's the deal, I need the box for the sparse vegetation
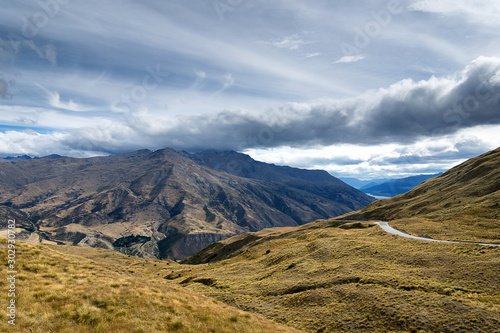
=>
[341,147,500,244]
[0,238,300,333]
[112,235,151,248]
[1,148,499,332]
[178,220,500,332]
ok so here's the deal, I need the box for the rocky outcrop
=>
[170,233,231,260]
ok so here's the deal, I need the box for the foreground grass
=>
[2,219,499,332]
[0,238,301,333]
[179,220,500,333]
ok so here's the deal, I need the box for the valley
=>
[0,148,373,260]
[1,146,499,332]
[3,219,498,332]
[2,1,500,332]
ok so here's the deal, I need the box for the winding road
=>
[375,222,500,247]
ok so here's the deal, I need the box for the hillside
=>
[175,219,500,332]
[3,147,499,332]
[4,219,499,333]
[342,147,500,242]
[169,147,500,332]
[0,238,301,333]
[0,148,373,260]
[360,173,441,197]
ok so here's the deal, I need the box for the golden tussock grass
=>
[178,220,500,332]
[0,238,301,333]
[1,217,499,332]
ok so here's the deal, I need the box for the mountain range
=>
[339,177,391,189]
[1,147,499,332]
[360,173,442,197]
[0,148,373,259]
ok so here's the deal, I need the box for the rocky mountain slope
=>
[0,148,373,259]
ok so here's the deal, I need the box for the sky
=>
[1,0,500,180]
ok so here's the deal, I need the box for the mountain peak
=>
[0,146,373,260]
[193,150,339,183]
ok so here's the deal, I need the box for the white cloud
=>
[334,55,366,64]
[245,126,500,179]
[185,70,206,92]
[35,84,98,112]
[48,91,88,112]
[262,34,311,50]
[0,130,70,157]
[221,73,235,90]
[409,0,500,27]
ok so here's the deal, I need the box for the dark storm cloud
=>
[57,57,500,156]
[135,57,500,151]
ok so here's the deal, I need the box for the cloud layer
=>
[1,57,499,163]
[50,56,500,153]
[1,1,500,178]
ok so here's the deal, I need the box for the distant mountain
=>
[344,147,500,221]
[340,178,372,189]
[340,177,392,189]
[1,154,34,161]
[40,154,68,159]
[0,148,374,259]
[361,173,441,197]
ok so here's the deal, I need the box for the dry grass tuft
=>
[0,238,301,333]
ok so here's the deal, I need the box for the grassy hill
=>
[176,220,500,332]
[2,147,499,332]
[0,237,300,333]
[4,221,499,332]
[341,147,500,243]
